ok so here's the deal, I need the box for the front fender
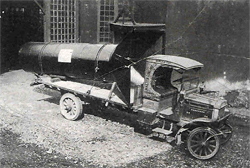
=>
[217,113,232,123]
[179,113,232,128]
[178,118,213,128]
[175,114,232,145]
[175,118,212,145]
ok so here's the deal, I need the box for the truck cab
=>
[136,55,202,120]
[137,55,228,127]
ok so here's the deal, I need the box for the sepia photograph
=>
[0,0,249,167]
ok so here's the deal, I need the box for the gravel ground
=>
[0,70,171,167]
[0,123,85,168]
[0,70,249,168]
[1,116,249,168]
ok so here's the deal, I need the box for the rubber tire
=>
[219,123,233,145]
[60,93,83,121]
[187,127,220,160]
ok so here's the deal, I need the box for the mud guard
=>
[217,113,232,123]
[175,113,232,145]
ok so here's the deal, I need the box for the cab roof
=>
[147,55,204,70]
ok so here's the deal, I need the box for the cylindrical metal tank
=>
[19,42,118,79]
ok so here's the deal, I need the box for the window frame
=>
[44,0,79,43]
[97,0,118,43]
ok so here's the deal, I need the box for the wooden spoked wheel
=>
[219,123,233,145]
[60,93,83,121]
[187,127,220,160]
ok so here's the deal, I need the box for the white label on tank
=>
[58,49,73,63]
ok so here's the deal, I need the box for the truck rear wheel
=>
[60,93,83,121]
[187,127,220,160]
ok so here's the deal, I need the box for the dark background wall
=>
[134,0,168,24]
[79,0,98,43]
[133,0,249,82]
[165,0,249,82]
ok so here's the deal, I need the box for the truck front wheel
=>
[60,93,83,121]
[187,127,220,160]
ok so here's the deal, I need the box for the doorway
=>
[1,0,44,73]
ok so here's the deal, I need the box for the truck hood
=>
[185,93,227,109]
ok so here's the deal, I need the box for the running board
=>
[152,122,173,135]
[151,128,175,143]
[152,127,172,136]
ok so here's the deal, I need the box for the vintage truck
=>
[19,41,232,160]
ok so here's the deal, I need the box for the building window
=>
[99,0,117,43]
[50,0,78,43]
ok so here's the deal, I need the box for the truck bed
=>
[39,76,127,107]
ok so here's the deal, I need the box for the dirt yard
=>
[0,70,249,168]
[0,70,172,167]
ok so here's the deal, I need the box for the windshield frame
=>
[182,77,200,92]
[171,68,201,93]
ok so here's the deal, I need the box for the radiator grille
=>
[184,100,213,119]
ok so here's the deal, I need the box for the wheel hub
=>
[65,105,72,112]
